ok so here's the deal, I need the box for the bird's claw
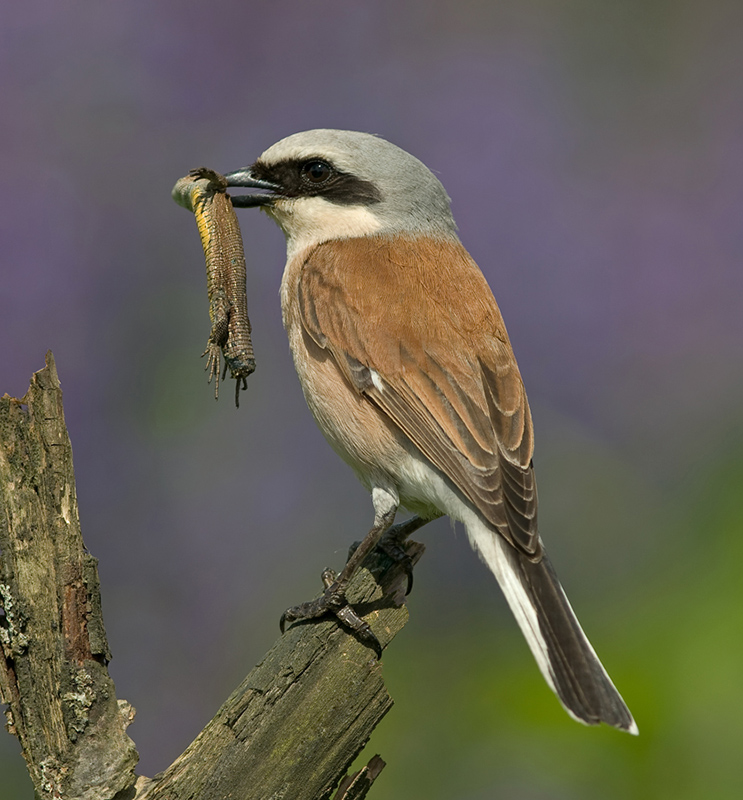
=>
[376,536,415,595]
[346,530,415,595]
[279,570,383,658]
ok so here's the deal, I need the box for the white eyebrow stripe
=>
[259,142,361,174]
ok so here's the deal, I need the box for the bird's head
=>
[225,129,457,255]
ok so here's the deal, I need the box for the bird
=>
[223,129,637,734]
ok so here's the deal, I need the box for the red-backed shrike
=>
[224,130,636,733]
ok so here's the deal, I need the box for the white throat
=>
[267,196,383,258]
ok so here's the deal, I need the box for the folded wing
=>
[297,234,540,558]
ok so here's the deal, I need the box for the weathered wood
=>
[333,755,386,800]
[2,354,421,800]
[0,352,139,799]
[137,540,421,800]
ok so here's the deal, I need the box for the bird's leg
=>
[280,496,397,657]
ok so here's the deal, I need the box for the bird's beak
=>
[224,167,281,208]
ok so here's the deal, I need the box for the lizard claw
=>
[201,342,222,399]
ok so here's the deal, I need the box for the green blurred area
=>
[0,739,31,798]
[3,431,743,798]
[356,437,743,799]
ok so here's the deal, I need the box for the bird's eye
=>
[301,160,332,184]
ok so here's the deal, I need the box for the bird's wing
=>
[297,235,539,556]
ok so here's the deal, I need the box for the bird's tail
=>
[466,523,637,734]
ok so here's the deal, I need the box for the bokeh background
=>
[3,2,743,797]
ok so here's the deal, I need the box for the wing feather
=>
[297,235,540,557]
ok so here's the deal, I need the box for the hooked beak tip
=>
[224,167,281,208]
[223,168,278,191]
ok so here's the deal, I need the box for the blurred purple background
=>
[3,2,743,798]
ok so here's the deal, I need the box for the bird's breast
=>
[280,249,406,490]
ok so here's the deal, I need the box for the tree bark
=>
[0,353,421,800]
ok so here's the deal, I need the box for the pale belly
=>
[286,320,447,521]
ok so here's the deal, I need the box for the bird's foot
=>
[279,568,382,658]
[376,527,416,595]
[348,516,428,595]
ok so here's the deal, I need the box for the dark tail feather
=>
[469,525,637,733]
